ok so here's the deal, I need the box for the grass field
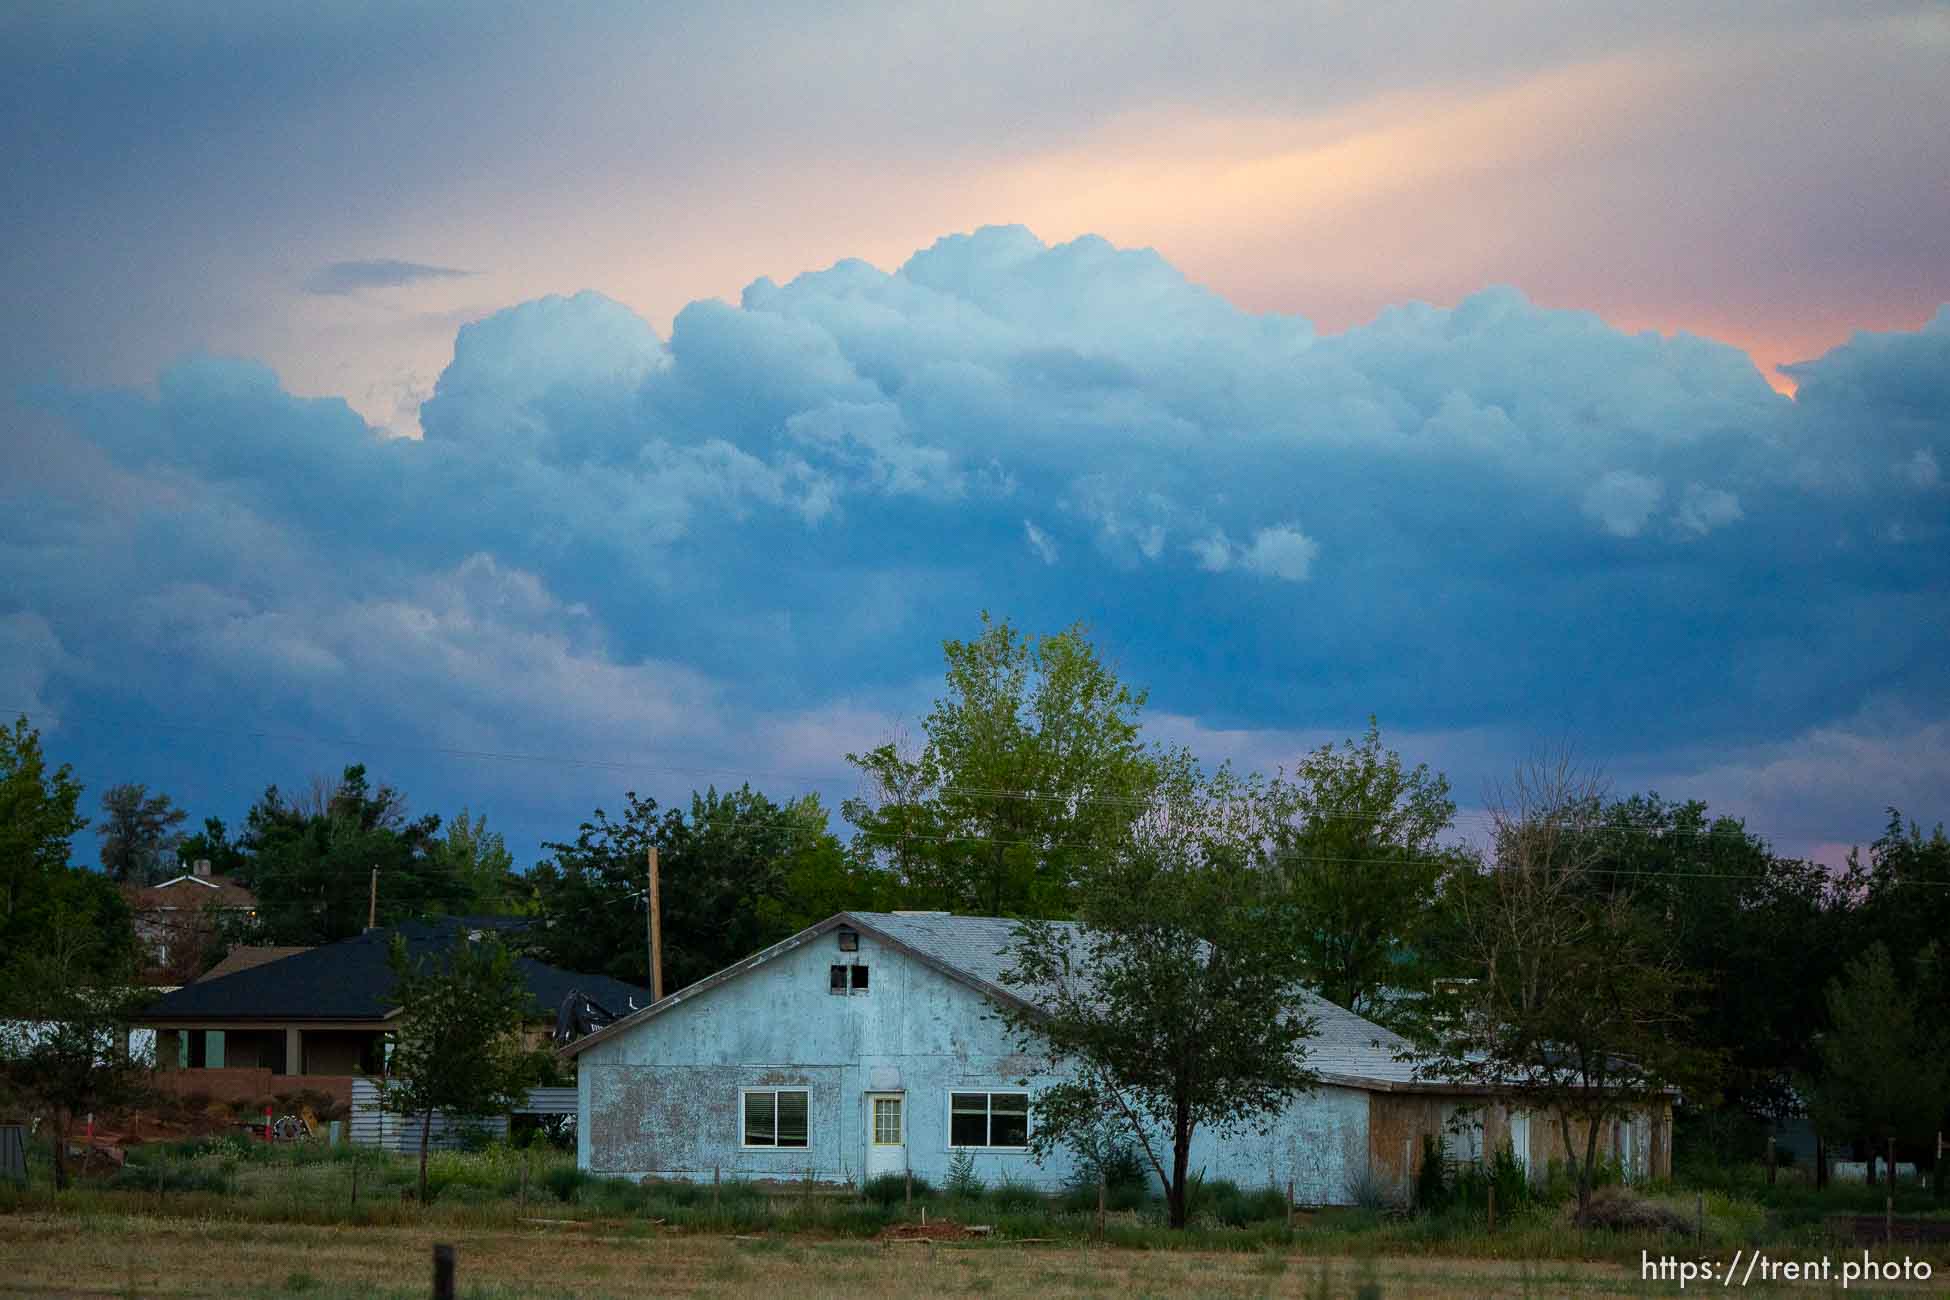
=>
[3,1137,1947,1297]
[12,1209,1942,1299]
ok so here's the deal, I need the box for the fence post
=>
[1694,1191,1703,1246]
[804,1165,812,1212]
[519,1159,527,1208]
[1886,1137,1895,1245]
[1097,1172,1106,1242]
[904,1167,912,1209]
[1766,1135,1775,1187]
[1487,1184,1495,1233]
[350,1154,358,1208]
[714,1164,721,1211]
[432,1244,455,1300]
[1286,1178,1294,1232]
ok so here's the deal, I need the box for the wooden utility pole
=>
[647,847,663,1002]
[366,866,378,931]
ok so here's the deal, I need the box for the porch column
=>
[284,1026,303,1077]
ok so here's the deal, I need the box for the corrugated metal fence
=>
[347,1080,575,1153]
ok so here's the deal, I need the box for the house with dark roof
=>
[133,917,646,1105]
[564,912,1670,1202]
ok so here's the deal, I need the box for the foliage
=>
[1803,942,1950,1160]
[845,613,1163,917]
[1415,1134,1449,1210]
[862,1171,930,1204]
[1412,752,1718,1224]
[943,1147,984,1198]
[97,782,190,883]
[380,931,548,1202]
[526,784,845,993]
[237,765,454,944]
[998,761,1317,1228]
[0,911,155,1189]
[1590,793,1846,1119]
[0,717,136,978]
[1265,719,1464,1028]
[429,808,521,914]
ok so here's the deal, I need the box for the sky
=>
[3,1,1947,872]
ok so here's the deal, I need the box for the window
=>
[742,1089,809,1148]
[830,964,847,993]
[850,964,869,992]
[829,963,869,994]
[837,927,859,952]
[950,1091,1029,1148]
[872,1096,903,1146]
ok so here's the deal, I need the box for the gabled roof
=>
[129,874,257,910]
[197,946,312,982]
[133,917,648,1024]
[560,911,1426,1089]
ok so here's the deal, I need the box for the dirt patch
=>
[880,1220,974,1241]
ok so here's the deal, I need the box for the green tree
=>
[0,717,134,977]
[430,808,520,914]
[96,783,189,883]
[1266,719,1461,1025]
[0,715,87,932]
[0,909,155,1190]
[1592,794,1846,1125]
[173,815,251,879]
[1414,754,1717,1223]
[527,786,846,992]
[845,614,1161,917]
[238,766,454,944]
[997,761,1317,1229]
[381,932,546,1202]
[1804,942,1949,1195]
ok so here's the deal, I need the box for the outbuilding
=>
[565,911,1670,1201]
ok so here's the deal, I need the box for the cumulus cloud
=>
[1675,483,1743,536]
[304,259,472,295]
[9,226,1950,861]
[1240,525,1319,582]
[1582,470,1664,538]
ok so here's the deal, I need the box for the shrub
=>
[108,1161,235,1195]
[943,1149,983,1199]
[544,1164,593,1202]
[1415,1135,1448,1213]
[1576,1188,1690,1233]
[862,1171,928,1205]
[989,1174,1046,1211]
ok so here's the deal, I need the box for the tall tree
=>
[0,717,133,977]
[1414,753,1716,1222]
[1265,719,1461,1025]
[97,783,189,883]
[1805,942,1949,1192]
[0,715,87,932]
[381,932,545,1203]
[845,613,1160,917]
[0,909,155,1190]
[238,765,454,944]
[429,808,520,914]
[997,760,1317,1229]
[1593,794,1846,1122]
[527,786,846,992]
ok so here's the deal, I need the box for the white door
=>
[1508,1110,1531,1181]
[865,1093,905,1179]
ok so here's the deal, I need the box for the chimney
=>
[193,859,212,879]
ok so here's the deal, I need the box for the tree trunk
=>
[1579,1118,1602,1223]
[419,1108,433,1203]
[50,1112,70,1192]
[1167,1105,1193,1229]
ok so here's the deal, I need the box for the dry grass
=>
[8,1210,1944,1298]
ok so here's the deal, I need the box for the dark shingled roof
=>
[134,917,648,1023]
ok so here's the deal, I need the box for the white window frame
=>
[946,1089,1031,1151]
[739,1087,812,1150]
